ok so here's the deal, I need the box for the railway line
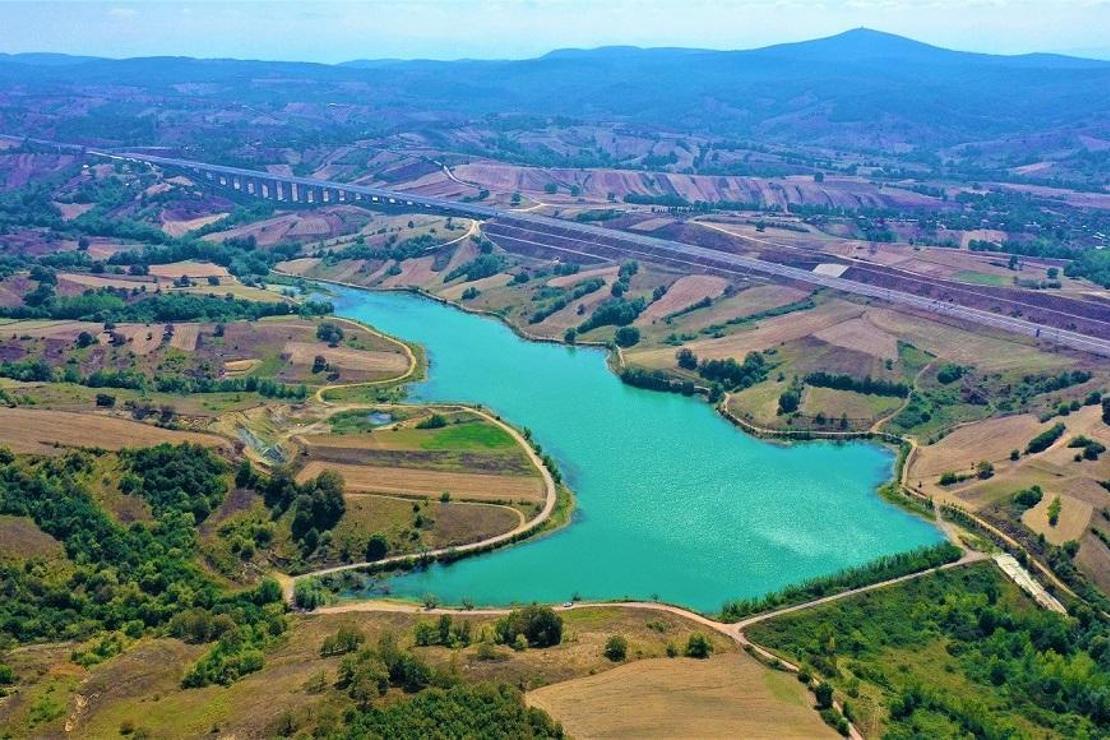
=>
[8,134,1108,357]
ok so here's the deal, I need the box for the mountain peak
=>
[753,27,950,62]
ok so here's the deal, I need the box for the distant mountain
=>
[0,52,105,66]
[1,28,1107,149]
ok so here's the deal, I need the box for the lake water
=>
[331,286,942,613]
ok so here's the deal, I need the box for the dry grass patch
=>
[146,260,230,280]
[223,358,261,376]
[909,414,1044,483]
[438,272,512,300]
[546,264,618,289]
[632,298,862,368]
[913,406,1109,516]
[160,212,228,237]
[1021,493,1092,544]
[527,654,833,739]
[54,202,94,220]
[168,322,201,351]
[334,494,522,554]
[275,257,321,276]
[0,515,64,560]
[296,461,544,503]
[636,274,729,324]
[283,340,409,376]
[680,283,812,331]
[379,255,438,287]
[867,308,1071,373]
[56,273,153,292]
[813,315,898,360]
[0,408,229,455]
[802,386,902,422]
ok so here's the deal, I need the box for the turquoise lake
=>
[331,286,942,613]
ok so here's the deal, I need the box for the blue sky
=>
[2,1,1108,62]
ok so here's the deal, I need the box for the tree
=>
[495,605,563,648]
[235,459,255,488]
[676,348,698,370]
[365,532,389,561]
[76,331,96,348]
[685,632,712,658]
[976,460,994,479]
[294,580,327,609]
[778,389,800,415]
[1047,496,1062,526]
[315,321,345,346]
[614,326,640,348]
[563,328,577,344]
[815,682,834,709]
[604,635,628,661]
[321,624,365,656]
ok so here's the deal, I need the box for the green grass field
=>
[953,270,1011,287]
[400,418,516,451]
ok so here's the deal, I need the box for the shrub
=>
[321,625,365,656]
[684,632,712,659]
[1026,423,1066,454]
[1047,496,1062,526]
[1012,486,1043,509]
[416,414,448,430]
[495,605,563,648]
[294,580,327,610]
[603,635,628,662]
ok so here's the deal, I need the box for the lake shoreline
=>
[304,279,945,611]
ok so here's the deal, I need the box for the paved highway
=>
[6,134,1107,357]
